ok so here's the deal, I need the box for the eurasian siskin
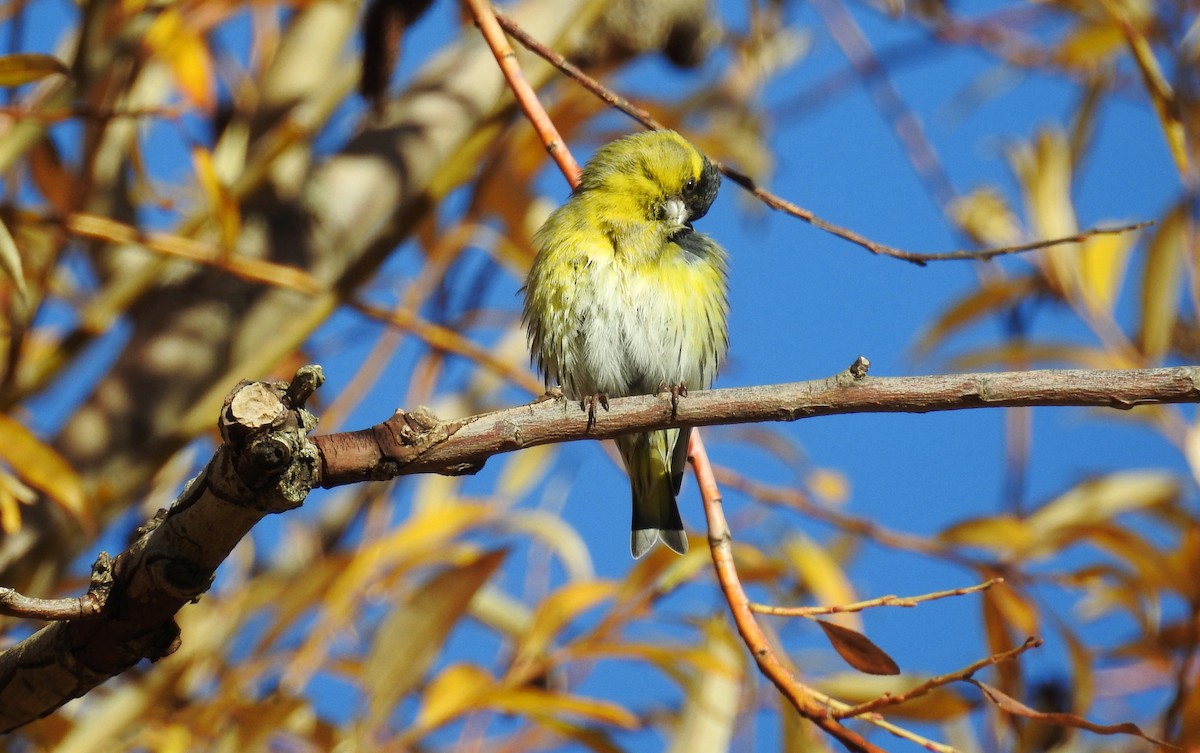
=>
[523,130,729,558]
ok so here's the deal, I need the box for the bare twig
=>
[834,636,1042,719]
[0,588,102,621]
[751,578,1001,617]
[803,686,964,753]
[491,8,1153,266]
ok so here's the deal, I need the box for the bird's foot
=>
[659,382,688,419]
[581,392,610,430]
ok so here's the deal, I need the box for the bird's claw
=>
[659,382,688,419]
[582,392,610,430]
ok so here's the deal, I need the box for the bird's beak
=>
[660,197,689,228]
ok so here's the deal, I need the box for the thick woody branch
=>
[0,368,323,734]
[315,364,1200,486]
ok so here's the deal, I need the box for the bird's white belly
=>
[562,257,709,399]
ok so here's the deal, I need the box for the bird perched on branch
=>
[523,130,729,558]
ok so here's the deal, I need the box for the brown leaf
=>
[816,619,899,676]
[0,53,68,86]
[28,136,78,216]
[970,679,1178,748]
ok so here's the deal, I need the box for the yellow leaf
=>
[951,342,1133,372]
[144,8,215,110]
[1078,228,1134,313]
[468,584,533,639]
[981,586,1023,694]
[915,276,1041,357]
[1060,623,1095,713]
[1009,129,1078,298]
[0,214,26,300]
[817,674,973,722]
[939,516,1032,559]
[1106,1,1190,175]
[416,663,491,731]
[0,53,68,86]
[949,188,1021,246]
[1028,471,1178,545]
[1056,21,1125,71]
[1080,524,1174,589]
[365,550,506,727]
[1010,129,1077,239]
[568,640,737,678]
[1185,421,1200,488]
[986,581,1040,638]
[512,580,617,666]
[0,475,24,533]
[0,412,88,528]
[783,533,859,630]
[488,686,638,729]
[1139,205,1187,360]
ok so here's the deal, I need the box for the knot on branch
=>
[374,406,467,466]
[216,366,324,511]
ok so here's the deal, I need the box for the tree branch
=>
[314,364,1200,485]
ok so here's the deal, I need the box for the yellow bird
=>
[523,130,729,558]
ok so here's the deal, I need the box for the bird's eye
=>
[683,177,697,194]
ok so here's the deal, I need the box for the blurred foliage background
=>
[0,0,1198,750]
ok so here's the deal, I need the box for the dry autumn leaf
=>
[816,619,900,676]
[971,679,1176,747]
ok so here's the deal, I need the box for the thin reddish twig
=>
[465,0,581,186]
[691,431,884,753]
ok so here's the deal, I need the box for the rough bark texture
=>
[0,369,322,732]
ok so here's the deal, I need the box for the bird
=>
[522,130,729,558]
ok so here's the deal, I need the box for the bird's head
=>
[578,130,721,235]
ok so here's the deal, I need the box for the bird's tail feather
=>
[618,430,688,558]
